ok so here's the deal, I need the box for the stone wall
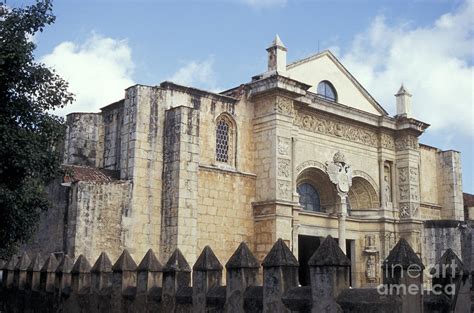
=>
[68,180,132,262]
[437,150,464,220]
[102,100,124,170]
[63,113,103,167]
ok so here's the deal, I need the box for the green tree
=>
[0,0,74,258]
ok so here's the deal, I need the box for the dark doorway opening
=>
[298,235,321,286]
[298,235,355,287]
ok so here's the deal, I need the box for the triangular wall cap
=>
[383,238,424,269]
[56,255,74,274]
[91,252,113,273]
[15,252,31,271]
[430,248,464,276]
[5,255,18,270]
[0,259,5,270]
[41,254,59,273]
[71,255,92,274]
[138,249,162,272]
[308,235,351,267]
[28,254,44,271]
[112,249,137,272]
[193,246,223,271]
[226,242,260,269]
[262,238,299,267]
[163,249,191,272]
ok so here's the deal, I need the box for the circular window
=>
[317,81,337,102]
[297,183,321,212]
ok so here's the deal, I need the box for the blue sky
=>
[10,0,474,192]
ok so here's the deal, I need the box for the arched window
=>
[317,80,337,102]
[297,183,321,212]
[216,119,229,162]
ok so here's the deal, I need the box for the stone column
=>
[262,238,299,313]
[308,235,351,313]
[161,248,191,313]
[225,242,260,313]
[338,193,348,252]
[192,246,223,313]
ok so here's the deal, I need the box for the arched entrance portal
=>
[347,176,380,212]
[296,167,338,214]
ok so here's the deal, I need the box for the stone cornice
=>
[159,81,238,104]
[246,74,311,99]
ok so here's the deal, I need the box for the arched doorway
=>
[347,176,380,212]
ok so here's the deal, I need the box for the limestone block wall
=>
[63,113,104,167]
[197,168,256,264]
[121,86,165,259]
[102,100,124,170]
[437,150,464,220]
[67,180,132,262]
[419,145,440,205]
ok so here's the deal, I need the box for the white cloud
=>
[241,0,287,9]
[338,0,474,136]
[41,33,134,116]
[169,57,220,91]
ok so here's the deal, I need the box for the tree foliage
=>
[0,0,74,258]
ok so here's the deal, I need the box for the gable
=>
[286,51,387,116]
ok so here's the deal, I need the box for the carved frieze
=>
[296,160,327,174]
[398,167,409,184]
[277,137,290,156]
[277,180,292,200]
[395,135,418,150]
[275,97,294,116]
[294,112,378,147]
[381,133,395,150]
[277,158,290,178]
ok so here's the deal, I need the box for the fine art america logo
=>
[377,260,460,296]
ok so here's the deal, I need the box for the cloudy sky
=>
[11,0,474,192]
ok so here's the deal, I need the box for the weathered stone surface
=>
[193,246,223,271]
[337,288,402,313]
[15,252,31,271]
[91,252,113,273]
[383,238,424,269]
[112,249,137,272]
[308,235,350,267]
[71,255,91,273]
[164,249,191,273]
[226,242,260,269]
[137,249,162,272]
[40,254,58,273]
[262,238,298,267]
[56,255,74,274]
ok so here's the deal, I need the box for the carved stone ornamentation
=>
[398,167,409,184]
[277,180,292,200]
[400,203,410,218]
[277,158,290,178]
[326,152,353,193]
[380,133,395,150]
[277,137,290,156]
[294,112,378,147]
[275,97,294,116]
[395,135,418,150]
[296,160,327,174]
[399,185,410,201]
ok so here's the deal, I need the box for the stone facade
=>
[22,36,467,288]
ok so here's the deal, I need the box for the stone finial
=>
[138,249,162,272]
[308,235,350,267]
[430,248,464,278]
[162,249,192,313]
[225,242,260,270]
[112,250,137,297]
[193,246,223,313]
[91,252,113,293]
[193,246,223,272]
[112,250,137,272]
[4,255,18,288]
[225,242,260,313]
[137,249,163,293]
[71,255,91,293]
[92,252,113,273]
[27,253,43,291]
[164,248,191,273]
[395,84,412,117]
[266,34,287,73]
[383,238,424,270]
[262,238,299,267]
[14,252,31,289]
[40,254,59,292]
[55,255,74,294]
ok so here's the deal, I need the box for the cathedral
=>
[24,36,467,287]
